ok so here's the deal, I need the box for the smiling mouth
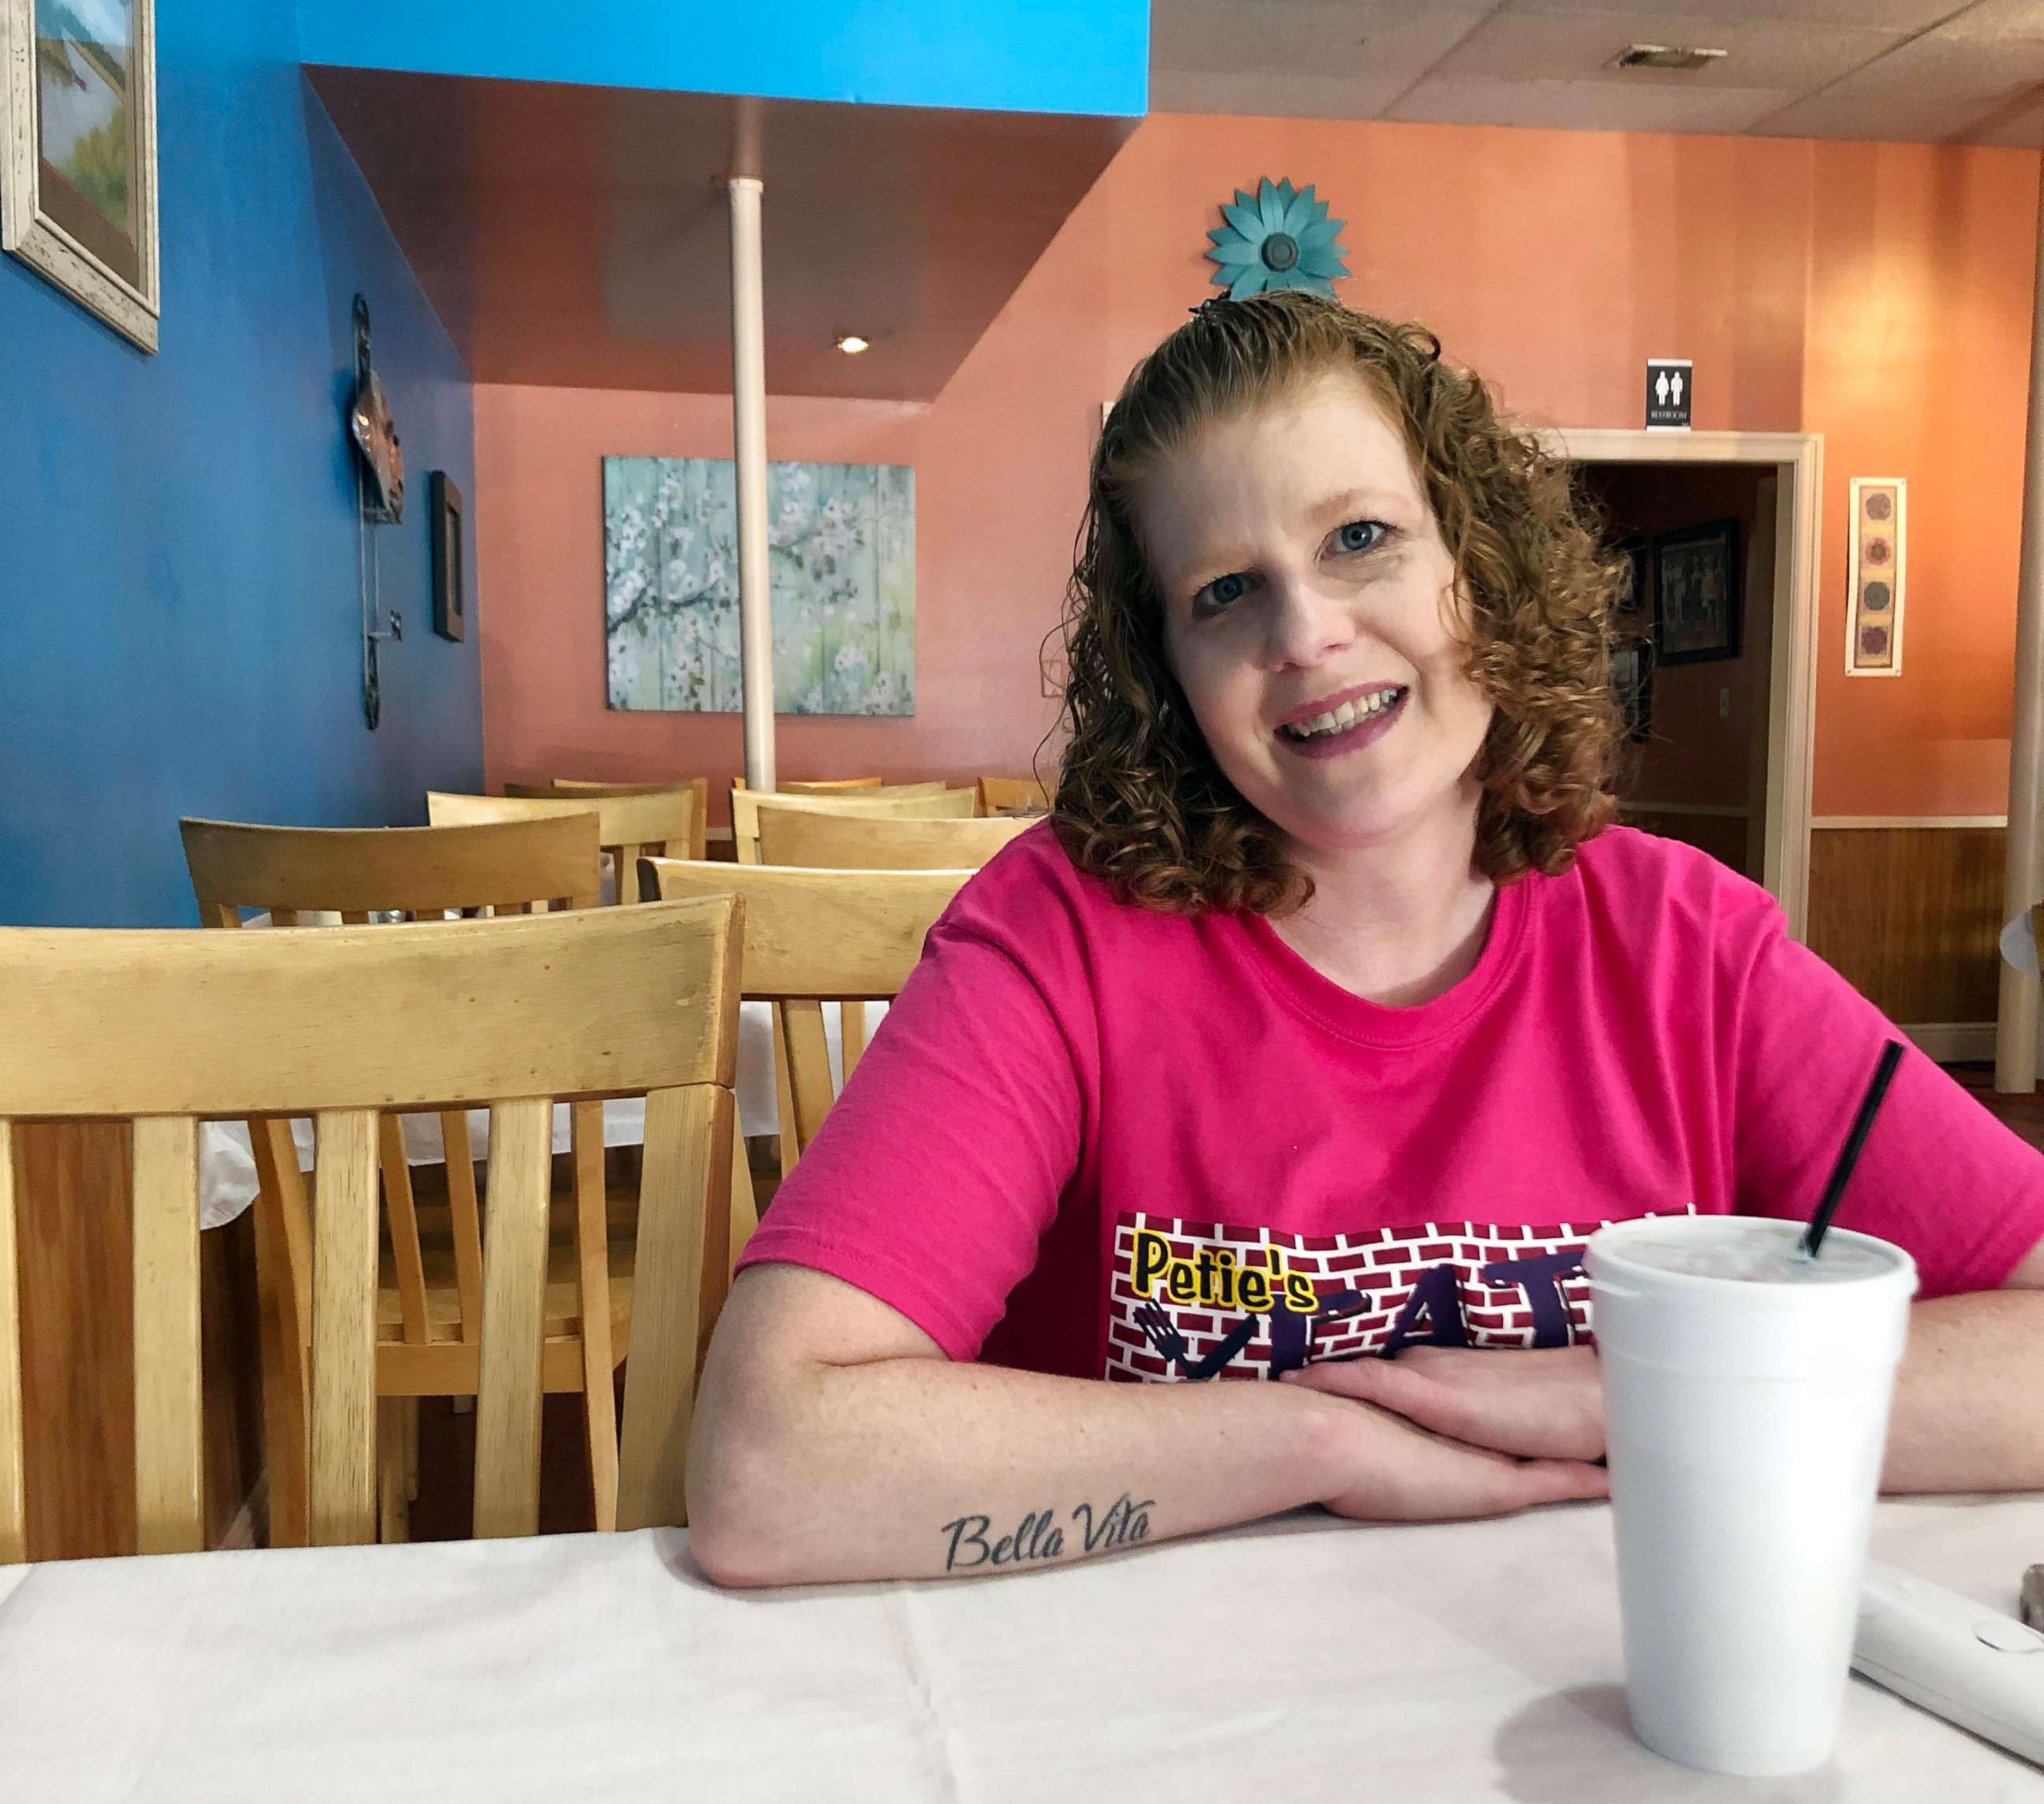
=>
[1276,685,1408,744]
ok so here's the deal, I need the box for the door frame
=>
[1542,428,1823,942]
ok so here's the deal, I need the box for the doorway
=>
[1546,430,1822,941]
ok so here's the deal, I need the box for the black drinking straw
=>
[1800,1039,1907,1258]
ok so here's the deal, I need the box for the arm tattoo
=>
[938,1493,1154,1572]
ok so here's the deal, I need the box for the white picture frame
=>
[2,0,159,352]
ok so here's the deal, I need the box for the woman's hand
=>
[1285,1344,1607,1463]
[1307,1387,1608,1522]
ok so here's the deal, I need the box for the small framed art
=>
[1652,518,1741,665]
[1847,478,1904,677]
[430,471,465,643]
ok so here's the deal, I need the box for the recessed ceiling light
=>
[1613,43,1728,72]
[835,334,870,355]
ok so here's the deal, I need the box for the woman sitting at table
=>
[687,292,2044,1586]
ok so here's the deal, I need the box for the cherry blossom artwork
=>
[604,456,915,716]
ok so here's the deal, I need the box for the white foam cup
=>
[1584,1214,1917,1776]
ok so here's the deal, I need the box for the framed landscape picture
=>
[1652,518,1741,665]
[604,455,915,717]
[1,0,160,352]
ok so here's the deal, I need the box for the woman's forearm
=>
[1883,1292,2044,1493]
[685,1342,1352,1587]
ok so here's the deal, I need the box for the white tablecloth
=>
[195,999,886,1228]
[0,1499,2038,1799]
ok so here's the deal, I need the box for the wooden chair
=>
[0,900,739,1557]
[802,781,949,800]
[524,778,710,863]
[178,814,629,1547]
[643,861,968,1269]
[732,787,975,1171]
[756,811,1036,872]
[978,776,1050,816]
[428,789,697,902]
[778,777,883,794]
[732,788,977,866]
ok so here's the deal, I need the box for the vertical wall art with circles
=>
[1847,478,1906,676]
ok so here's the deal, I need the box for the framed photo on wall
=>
[430,471,465,643]
[1652,518,1741,665]
[1,0,160,352]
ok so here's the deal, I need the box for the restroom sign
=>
[1647,359,1692,430]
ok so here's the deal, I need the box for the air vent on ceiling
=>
[1613,43,1729,72]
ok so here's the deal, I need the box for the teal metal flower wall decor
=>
[1206,177,1348,300]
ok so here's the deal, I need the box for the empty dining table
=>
[1,1496,2038,1799]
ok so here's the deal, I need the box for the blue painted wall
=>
[0,0,483,927]
[298,0,1148,117]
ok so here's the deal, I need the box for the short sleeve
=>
[733,864,1091,1360]
[1729,906,2044,1296]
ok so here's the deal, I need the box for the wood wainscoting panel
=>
[1807,826,2004,1026]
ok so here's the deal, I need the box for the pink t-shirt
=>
[738,823,2044,1380]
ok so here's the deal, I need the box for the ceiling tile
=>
[1812,29,2044,98]
[1150,68,1416,118]
[1956,91,2044,143]
[1506,0,1963,25]
[1387,74,1802,130]
[1750,87,2014,136]
[1937,0,2044,37]
[1430,9,1905,88]
[1150,0,1494,78]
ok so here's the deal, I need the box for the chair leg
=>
[403,1397,420,1504]
[376,1401,409,1544]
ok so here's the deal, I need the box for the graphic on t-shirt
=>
[1103,1210,1691,1382]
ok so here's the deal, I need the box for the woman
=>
[687,293,2044,1587]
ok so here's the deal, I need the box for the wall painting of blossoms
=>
[604,456,914,716]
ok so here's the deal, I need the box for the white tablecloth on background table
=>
[0,1498,2038,1800]
[194,998,887,1228]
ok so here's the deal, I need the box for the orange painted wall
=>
[1803,145,2037,816]
[474,114,2037,822]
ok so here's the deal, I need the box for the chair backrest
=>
[977,776,1050,816]
[427,791,696,898]
[0,901,740,1558]
[528,777,710,863]
[732,787,978,864]
[755,809,1036,871]
[776,777,883,794]
[181,815,604,922]
[180,813,604,1545]
[644,862,967,1161]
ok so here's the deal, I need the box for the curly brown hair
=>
[1052,290,1624,916]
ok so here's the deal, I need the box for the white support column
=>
[728,174,774,792]
[1996,163,2044,1093]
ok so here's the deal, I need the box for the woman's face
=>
[1137,370,1495,863]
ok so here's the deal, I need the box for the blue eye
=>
[1197,572,1250,611]
[1335,520,1386,554]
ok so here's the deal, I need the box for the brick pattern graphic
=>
[1103,1209,1695,1383]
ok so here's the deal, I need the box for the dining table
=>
[1,1496,2038,1799]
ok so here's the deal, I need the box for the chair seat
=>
[378,1236,633,1342]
